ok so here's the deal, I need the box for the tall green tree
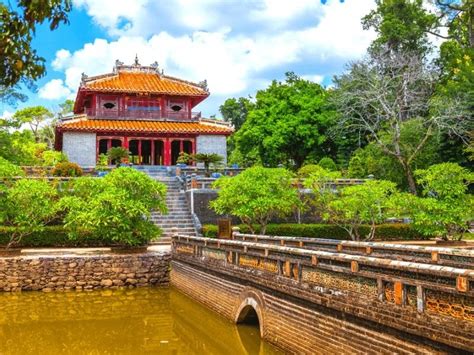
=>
[362,0,438,56]
[0,1,72,90]
[233,72,335,168]
[219,97,253,131]
[12,106,53,143]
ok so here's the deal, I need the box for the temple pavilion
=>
[55,58,233,167]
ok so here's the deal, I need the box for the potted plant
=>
[107,147,130,168]
[194,153,224,177]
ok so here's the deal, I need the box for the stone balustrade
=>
[171,233,474,352]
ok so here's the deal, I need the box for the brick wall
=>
[171,260,457,354]
[62,132,97,167]
[0,250,170,292]
[196,135,227,164]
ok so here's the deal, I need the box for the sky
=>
[2,0,379,118]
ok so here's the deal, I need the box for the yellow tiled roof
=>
[83,71,208,96]
[58,118,233,135]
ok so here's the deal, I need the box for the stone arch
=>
[234,288,266,338]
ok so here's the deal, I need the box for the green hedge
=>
[0,226,116,248]
[202,223,427,241]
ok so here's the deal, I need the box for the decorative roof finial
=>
[81,72,88,83]
[134,54,140,66]
[115,59,124,67]
[150,61,159,69]
[198,79,208,91]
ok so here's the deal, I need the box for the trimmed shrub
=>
[318,157,337,171]
[202,223,427,241]
[0,226,113,247]
[52,162,83,177]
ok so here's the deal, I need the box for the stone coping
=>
[1,245,171,259]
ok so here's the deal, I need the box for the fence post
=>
[190,174,197,215]
[232,226,240,240]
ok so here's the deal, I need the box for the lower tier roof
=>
[57,117,233,136]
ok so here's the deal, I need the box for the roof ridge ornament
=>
[134,54,140,66]
[198,79,208,91]
[80,72,88,84]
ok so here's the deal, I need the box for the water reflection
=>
[0,287,281,354]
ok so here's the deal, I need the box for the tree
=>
[397,163,474,240]
[362,0,438,56]
[210,166,300,234]
[0,1,71,89]
[12,106,53,142]
[233,72,336,168]
[3,179,59,248]
[219,97,253,131]
[107,147,130,167]
[325,180,398,241]
[333,50,469,194]
[60,168,168,246]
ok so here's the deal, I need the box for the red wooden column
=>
[164,138,171,166]
[138,140,142,165]
[107,139,112,151]
[151,140,155,165]
[179,140,184,153]
[123,137,129,150]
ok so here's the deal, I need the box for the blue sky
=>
[2,0,378,118]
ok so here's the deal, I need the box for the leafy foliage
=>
[324,180,398,241]
[219,97,254,131]
[60,168,167,246]
[233,72,336,168]
[40,150,68,166]
[194,153,224,176]
[317,157,337,171]
[210,166,300,234]
[0,157,24,179]
[202,223,426,241]
[397,163,474,240]
[107,147,130,167]
[2,179,59,248]
[52,162,83,177]
[0,1,71,89]
[362,0,438,55]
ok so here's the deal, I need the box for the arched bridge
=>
[171,231,474,354]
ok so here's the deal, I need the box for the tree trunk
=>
[405,165,417,195]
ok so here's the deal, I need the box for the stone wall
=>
[0,250,170,292]
[171,261,457,354]
[62,132,97,167]
[196,135,227,164]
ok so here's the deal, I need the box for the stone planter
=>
[110,245,149,254]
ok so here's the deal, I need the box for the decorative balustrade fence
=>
[172,232,474,352]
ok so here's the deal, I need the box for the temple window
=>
[103,102,116,109]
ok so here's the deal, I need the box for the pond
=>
[0,287,282,354]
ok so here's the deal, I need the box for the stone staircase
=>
[136,166,197,244]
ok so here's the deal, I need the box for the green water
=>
[0,287,282,354]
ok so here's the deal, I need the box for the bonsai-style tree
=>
[325,180,398,241]
[400,163,474,241]
[176,152,194,165]
[3,179,59,248]
[210,166,300,234]
[194,153,223,176]
[107,147,129,167]
[60,167,168,246]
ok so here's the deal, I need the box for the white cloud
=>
[45,0,376,113]
[1,110,13,120]
[302,74,324,84]
[38,79,73,100]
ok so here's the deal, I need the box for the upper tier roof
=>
[79,58,209,96]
